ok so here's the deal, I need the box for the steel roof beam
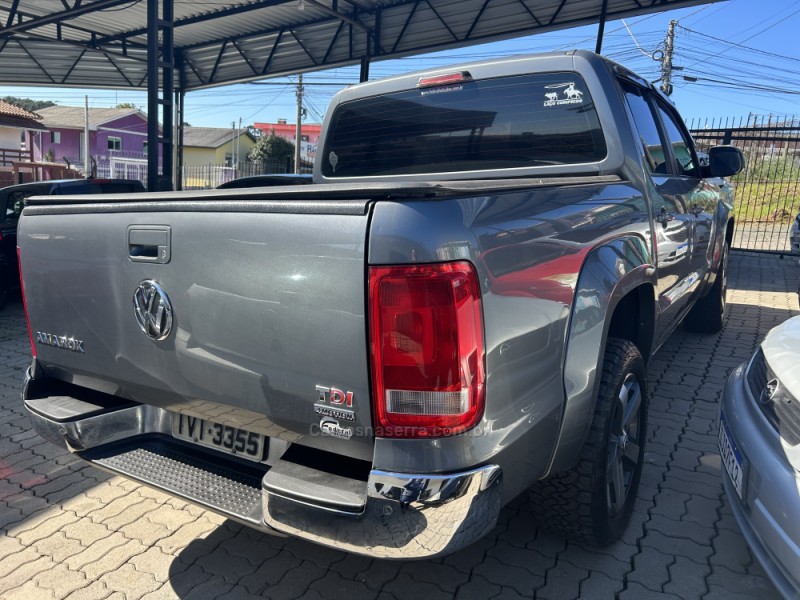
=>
[302,0,370,32]
[423,0,458,41]
[16,40,57,83]
[261,28,285,75]
[322,20,345,64]
[515,0,542,27]
[4,0,19,28]
[0,0,135,36]
[6,6,144,48]
[391,0,419,53]
[465,0,491,40]
[231,39,259,77]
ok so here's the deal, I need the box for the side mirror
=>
[708,145,745,178]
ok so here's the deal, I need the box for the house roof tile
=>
[36,105,146,130]
[0,100,42,120]
[0,101,48,131]
[183,127,255,149]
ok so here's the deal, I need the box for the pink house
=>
[31,106,161,174]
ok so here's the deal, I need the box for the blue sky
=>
[1,0,798,128]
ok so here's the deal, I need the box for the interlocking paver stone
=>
[0,252,794,599]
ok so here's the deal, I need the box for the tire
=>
[683,242,728,334]
[530,338,648,546]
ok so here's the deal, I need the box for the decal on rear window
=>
[543,83,584,107]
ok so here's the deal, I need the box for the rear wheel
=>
[530,338,647,545]
[684,242,728,333]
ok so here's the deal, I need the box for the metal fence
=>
[689,115,800,253]
[92,157,313,190]
[181,158,304,190]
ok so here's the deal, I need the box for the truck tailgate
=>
[19,200,373,460]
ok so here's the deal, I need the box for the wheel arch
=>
[543,235,656,478]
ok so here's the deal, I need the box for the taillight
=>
[17,247,36,357]
[369,261,485,438]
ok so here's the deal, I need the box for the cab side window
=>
[621,82,669,174]
[654,101,699,178]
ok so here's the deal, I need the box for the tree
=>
[115,102,138,109]
[248,132,294,163]
[2,96,56,113]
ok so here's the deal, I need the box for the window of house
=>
[50,131,61,144]
[108,136,122,151]
[142,141,148,154]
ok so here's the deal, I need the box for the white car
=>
[719,314,800,598]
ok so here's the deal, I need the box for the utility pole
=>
[661,19,676,96]
[295,74,303,174]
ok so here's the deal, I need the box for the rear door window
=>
[654,101,699,177]
[322,72,606,177]
[621,82,669,174]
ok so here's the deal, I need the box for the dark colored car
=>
[0,179,145,309]
[216,174,312,189]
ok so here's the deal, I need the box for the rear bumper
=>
[23,369,502,559]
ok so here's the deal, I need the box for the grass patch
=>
[731,181,800,223]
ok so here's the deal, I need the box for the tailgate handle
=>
[128,226,170,264]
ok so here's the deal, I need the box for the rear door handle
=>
[128,225,171,264]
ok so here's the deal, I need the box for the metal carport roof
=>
[0,0,721,189]
[0,0,721,91]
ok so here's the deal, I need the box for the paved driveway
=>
[0,252,798,600]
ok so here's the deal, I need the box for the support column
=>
[174,49,185,191]
[595,0,608,54]
[162,0,174,190]
[146,0,175,191]
[174,88,185,190]
[146,0,158,190]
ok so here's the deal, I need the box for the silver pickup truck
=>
[18,51,744,558]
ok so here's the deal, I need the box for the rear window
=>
[322,72,606,178]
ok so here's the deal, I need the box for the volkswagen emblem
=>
[133,280,173,341]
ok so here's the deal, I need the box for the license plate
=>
[172,413,266,463]
[718,415,746,499]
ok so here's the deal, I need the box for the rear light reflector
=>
[369,262,485,438]
[17,247,36,357]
